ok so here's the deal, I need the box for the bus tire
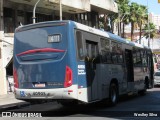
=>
[139,78,148,96]
[145,77,149,89]
[109,83,118,106]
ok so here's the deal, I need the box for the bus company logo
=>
[2,112,11,117]
[78,65,86,75]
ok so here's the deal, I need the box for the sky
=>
[130,0,160,15]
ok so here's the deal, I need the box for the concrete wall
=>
[0,0,8,95]
[90,0,118,13]
[48,0,90,12]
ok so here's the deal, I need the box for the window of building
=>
[81,14,84,20]
[26,12,52,24]
[73,12,99,29]
[17,10,25,27]
[4,8,15,33]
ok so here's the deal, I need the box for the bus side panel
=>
[77,62,88,102]
[134,67,146,91]
[99,64,125,96]
[62,22,79,99]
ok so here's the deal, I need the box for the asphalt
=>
[0,92,30,111]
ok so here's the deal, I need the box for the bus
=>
[13,20,154,105]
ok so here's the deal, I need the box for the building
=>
[149,13,160,30]
[0,0,118,95]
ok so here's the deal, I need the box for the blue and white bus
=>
[13,20,154,105]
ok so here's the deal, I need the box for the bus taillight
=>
[13,68,19,88]
[64,66,73,88]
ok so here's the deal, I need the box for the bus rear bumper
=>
[14,85,78,100]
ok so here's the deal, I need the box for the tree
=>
[130,2,139,41]
[121,5,130,38]
[99,14,111,32]
[137,5,148,44]
[116,0,130,37]
[107,13,118,33]
[144,22,157,47]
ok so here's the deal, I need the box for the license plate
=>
[32,92,46,96]
[35,83,45,88]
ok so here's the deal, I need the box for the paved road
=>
[1,88,160,120]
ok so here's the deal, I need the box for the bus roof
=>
[15,20,150,49]
[74,21,149,49]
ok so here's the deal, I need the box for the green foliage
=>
[99,0,152,42]
[144,23,157,39]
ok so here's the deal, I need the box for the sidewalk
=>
[0,92,29,111]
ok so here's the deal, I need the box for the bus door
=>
[148,52,154,88]
[125,49,134,83]
[83,33,100,101]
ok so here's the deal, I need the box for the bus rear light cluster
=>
[13,68,19,88]
[64,66,73,88]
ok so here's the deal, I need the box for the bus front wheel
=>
[109,83,118,106]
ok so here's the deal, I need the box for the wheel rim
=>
[111,87,117,103]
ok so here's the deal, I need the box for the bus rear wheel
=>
[109,83,118,106]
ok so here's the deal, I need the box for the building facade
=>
[149,13,160,30]
[0,0,118,95]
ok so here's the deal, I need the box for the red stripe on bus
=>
[17,48,65,56]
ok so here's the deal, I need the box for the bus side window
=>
[133,49,142,66]
[111,41,117,63]
[142,50,147,66]
[100,38,111,63]
[76,31,84,60]
[133,51,137,64]
[117,43,123,63]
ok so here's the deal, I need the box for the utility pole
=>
[33,0,41,24]
[60,0,62,21]
[147,0,151,48]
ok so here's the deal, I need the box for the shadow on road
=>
[3,88,160,119]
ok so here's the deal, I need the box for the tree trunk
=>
[139,21,142,44]
[110,21,114,33]
[118,22,120,36]
[122,23,125,38]
[120,22,122,37]
[131,22,134,41]
[104,14,108,31]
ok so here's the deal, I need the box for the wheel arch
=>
[110,78,119,89]
[109,78,119,105]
